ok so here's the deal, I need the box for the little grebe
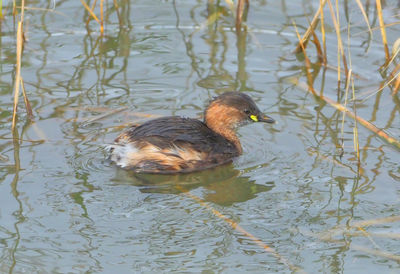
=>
[108,92,275,174]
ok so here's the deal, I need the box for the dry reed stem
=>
[12,22,22,130]
[0,0,3,19]
[85,0,98,25]
[236,0,244,30]
[293,21,316,95]
[309,20,324,63]
[392,38,400,58]
[319,0,327,62]
[326,0,348,83]
[393,64,400,94]
[235,0,248,30]
[382,40,400,73]
[295,0,326,54]
[177,187,304,273]
[353,22,400,37]
[361,70,400,101]
[355,0,373,39]
[100,0,104,34]
[12,0,25,131]
[384,39,400,93]
[356,226,382,250]
[80,0,104,34]
[12,0,16,16]
[289,78,400,150]
[113,0,122,25]
[382,40,400,72]
[375,0,390,60]
[90,0,97,16]
[346,23,360,164]
[340,69,352,150]
[351,77,360,163]
[20,77,33,119]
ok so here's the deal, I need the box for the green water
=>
[1,0,400,273]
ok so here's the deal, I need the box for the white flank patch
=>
[107,143,139,168]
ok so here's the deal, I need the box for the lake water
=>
[1,0,400,273]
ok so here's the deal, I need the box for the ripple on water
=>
[69,146,110,174]
[236,127,276,170]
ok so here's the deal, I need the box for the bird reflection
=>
[111,164,274,206]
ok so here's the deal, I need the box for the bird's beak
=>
[253,113,275,123]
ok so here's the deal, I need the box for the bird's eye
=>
[244,109,250,115]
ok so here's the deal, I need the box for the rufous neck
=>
[204,104,243,154]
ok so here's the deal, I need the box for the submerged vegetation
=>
[1,0,400,272]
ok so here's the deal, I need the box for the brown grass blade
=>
[293,20,316,95]
[375,0,390,60]
[295,0,327,53]
[289,77,400,150]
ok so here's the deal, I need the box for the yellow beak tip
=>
[250,115,258,122]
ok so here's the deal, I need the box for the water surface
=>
[1,0,400,273]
